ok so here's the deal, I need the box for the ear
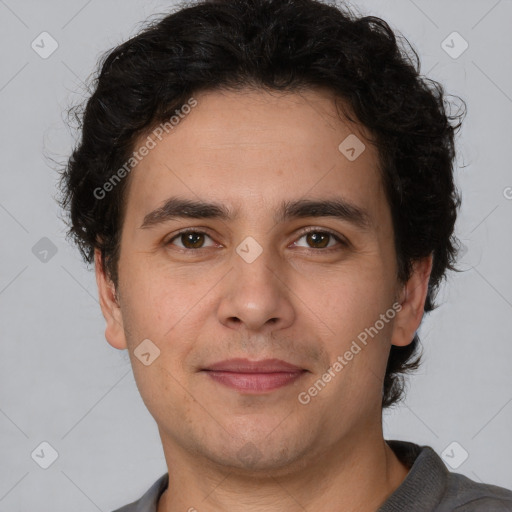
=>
[391,254,433,347]
[94,248,127,350]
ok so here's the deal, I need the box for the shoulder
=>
[383,440,512,512]
[111,473,169,512]
[440,471,512,511]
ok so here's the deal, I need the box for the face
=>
[96,87,431,474]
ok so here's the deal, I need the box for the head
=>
[59,0,464,471]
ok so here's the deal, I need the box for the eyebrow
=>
[140,196,373,231]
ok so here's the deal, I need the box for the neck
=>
[157,425,409,512]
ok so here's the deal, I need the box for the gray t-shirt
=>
[112,440,512,511]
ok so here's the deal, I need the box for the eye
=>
[165,228,347,252]
[292,228,346,251]
[166,230,216,250]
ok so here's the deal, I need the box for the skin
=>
[95,87,432,512]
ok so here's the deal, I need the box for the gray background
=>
[0,0,511,510]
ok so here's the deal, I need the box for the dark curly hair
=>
[58,0,466,408]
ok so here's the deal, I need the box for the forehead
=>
[124,87,387,226]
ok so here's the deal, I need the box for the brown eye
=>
[293,229,345,250]
[305,231,331,248]
[167,230,214,249]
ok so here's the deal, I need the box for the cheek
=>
[119,261,211,369]
[296,273,396,383]
[122,255,188,312]
[292,259,390,329]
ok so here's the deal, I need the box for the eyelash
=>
[165,227,348,253]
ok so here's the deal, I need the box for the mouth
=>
[201,358,308,393]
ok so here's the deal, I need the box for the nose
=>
[216,243,295,334]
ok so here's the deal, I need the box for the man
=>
[58,0,512,510]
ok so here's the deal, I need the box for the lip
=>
[201,358,307,393]
[202,358,304,373]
